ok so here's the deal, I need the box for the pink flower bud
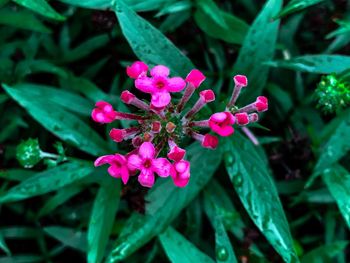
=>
[170,160,190,187]
[233,75,248,87]
[249,113,259,122]
[91,101,117,124]
[126,61,148,79]
[110,127,139,143]
[166,122,176,133]
[235,112,249,126]
[255,96,268,112]
[151,121,162,133]
[132,136,143,147]
[209,112,235,137]
[121,90,136,104]
[185,69,206,88]
[202,134,219,149]
[167,140,186,162]
[200,89,215,103]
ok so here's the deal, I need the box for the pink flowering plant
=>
[92,61,268,188]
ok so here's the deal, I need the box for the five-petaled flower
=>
[91,61,268,188]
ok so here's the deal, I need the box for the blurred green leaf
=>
[0,9,51,33]
[194,9,249,45]
[326,19,350,39]
[301,241,348,263]
[196,0,227,29]
[12,0,65,21]
[15,60,68,79]
[0,232,11,256]
[0,169,35,182]
[267,55,350,74]
[233,0,282,104]
[224,133,299,263]
[44,227,87,252]
[107,143,222,262]
[58,0,111,9]
[0,254,44,263]
[114,0,194,76]
[159,227,215,263]
[3,84,110,156]
[0,161,93,203]
[276,0,325,19]
[87,178,120,263]
[323,165,350,229]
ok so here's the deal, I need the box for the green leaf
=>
[7,83,92,116]
[0,161,93,203]
[0,169,35,182]
[44,227,87,252]
[194,9,249,45]
[58,0,112,9]
[224,133,299,263]
[0,231,11,256]
[233,0,282,104]
[301,241,348,263]
[322,165,350,229]
[267,55,350,74]
[12,0,65,21]
[15,60,68,79]
[159,227,215,263]
[114,0,194,76]
[88,178,121,263]
[276,0,325,19]
[3,84,110,156]
[107,143,222,262]
[0,9,51,33]
[196,0,227,29]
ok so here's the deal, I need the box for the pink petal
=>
[235,112,249,125]
[135,77,156,93]
[120,90,135,104]
[199,89,215,102]
[128,154,143,170]
[108,165,121,178]
[120,166,130,184]
[217,126,234,137]
[167,146,186,162]
[150,65,170,77]
[151,92,171,108]
[152,158,171,177]
[94,155,115,166]
[174,160,190,173]
[138,142,156,160]
[167,77,186,92]
[202,134,219,149]
[138,169,155,188]
[233,75,248,87]
[185,69,206,88]
[173,177,190,188]
[126,61,148,79]
[210,112,228,122]
[109,129,124,143]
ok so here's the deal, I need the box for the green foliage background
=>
[1,0,350,262]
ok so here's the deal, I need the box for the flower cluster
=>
[92,61,268,188]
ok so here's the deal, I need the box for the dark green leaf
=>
[15,60,68,79]
[0,169,35,182]
[0,161,93,203]
[194,9,249,45]
[88,178,121,263]
[58,0,111,9]
[107,143,222,262]
[159,227,215,263]
[0,231,11,256]
[276,0,325,19]
[44,227,87,252]
[267,55,350,74]
[196,0,227,29]
[0,9,51,33]
[224,133,299,263]
[322,165,350,229]
[3,84,110,156]
[301,241,348,263]
[12,0,65,21]
[233,0,282,104]
[114,0,194,76]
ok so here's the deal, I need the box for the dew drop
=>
[216,246,229,261]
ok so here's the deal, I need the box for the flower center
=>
[155,80,165,89]
[143,159,152,168]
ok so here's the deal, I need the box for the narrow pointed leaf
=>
[107,143,222,262]
[322,165,350,229]
[233,0,282,104]
[159,227,215,263]
[267,55,350,74]
[114,0,194,76]
[196,0,227,29]
[276,0,325,19]
[301,241,348,263]
[0,161,93,203]
[58,0,111,9]
[224,133,299,263]
[88,178,121,263]
[44,227,87,252]
[12,0,65,21]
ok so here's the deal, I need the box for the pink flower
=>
[167,140,186,162]
[170,160,190,187]
[94,154,130,184]
[91,101,117,124]
[209,112,235,137]
[126,61,148,79]
[235,112,249,125]
[255,96,268,112]
[233,75,248,87]
[128,142,172,188]
[135,65,186,108]
[185,69,206,88]
[202,134,219,149]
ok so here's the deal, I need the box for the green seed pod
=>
[16,138,42,168]
[315,74,350,114]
